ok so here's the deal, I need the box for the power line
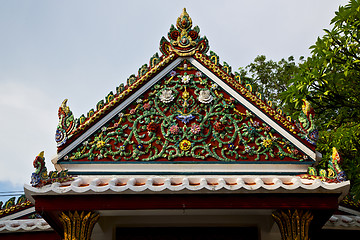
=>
[0,191,24,194]
[0,194,24,197]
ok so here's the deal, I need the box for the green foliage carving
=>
[222,62,231,75]
[96,100,104,111]
[67,62,304,162]
[150,53,160,68]
[116,83,125,94]
[210,51,219,65]
[106,91,114,104]
[138,64,148,77]
[127,74,137,86]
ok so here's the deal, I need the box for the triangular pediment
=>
[54,9,319,175]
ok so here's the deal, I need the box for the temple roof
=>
[0,219,51,233]
[52,9,320,176]
[325,215,360,229]
[0,195,49,234]
[0,195,33,220]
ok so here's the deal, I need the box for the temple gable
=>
[53,9,319,176]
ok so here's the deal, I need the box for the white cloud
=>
[0,81,58,185]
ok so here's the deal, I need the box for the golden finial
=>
[301,99,314,117]
[160,8,209,57]
[60,99,70,114]
[177,8,192,31]
[332,147,340,163]
[38,151,44,158]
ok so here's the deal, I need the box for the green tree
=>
[239,55,300,109]
[281,0,360,199]
[282,0,360,126]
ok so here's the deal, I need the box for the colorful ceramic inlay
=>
[300,147,346,183]
[65,61,307,162]
[30,151,73,187]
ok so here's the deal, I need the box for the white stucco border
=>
[24,176,350,204]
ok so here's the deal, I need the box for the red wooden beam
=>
[0,231,61,240]
[34,193,340,212]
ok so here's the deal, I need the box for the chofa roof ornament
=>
[160,8,209,57]
[55,99,77,147]
[30,151,73,188]
[300,147,346,183]
[297,99,319,145]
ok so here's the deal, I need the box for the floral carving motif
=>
[198,89,213,104]
[147,122,158,132]
[179,140,191,151]
[177,114,195,124]
[169,124,180,135]
[190,123,201,134]
[179,73,192,84]
[213,122,225,132]
[159,89,174,103]
[143,102,151,110]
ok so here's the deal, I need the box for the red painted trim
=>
[34,193,340,212]
[0,231,61,240]
[38,211,64,238]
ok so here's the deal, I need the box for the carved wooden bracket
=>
[272,209,313,240]
[59,211,99,240]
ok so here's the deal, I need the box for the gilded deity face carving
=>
[198,90,213,104]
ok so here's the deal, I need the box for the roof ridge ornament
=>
[160,8,209,57]
[300,147,346,183]
[177,8,192,32]
[296,99,318,145]
[0,195,33,218]
[55,99,77,147]
[30,151,73,188]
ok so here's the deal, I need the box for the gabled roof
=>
[0,219,51,233]
[53,9,320,175]
[0,196,52,235]
[325,215,360,230]
[340,195,360,213]
[0,196,34,221]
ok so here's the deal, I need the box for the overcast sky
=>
[0,0,349,202]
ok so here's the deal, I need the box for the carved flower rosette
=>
[198,90,213,104]
[159,89,175,103]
